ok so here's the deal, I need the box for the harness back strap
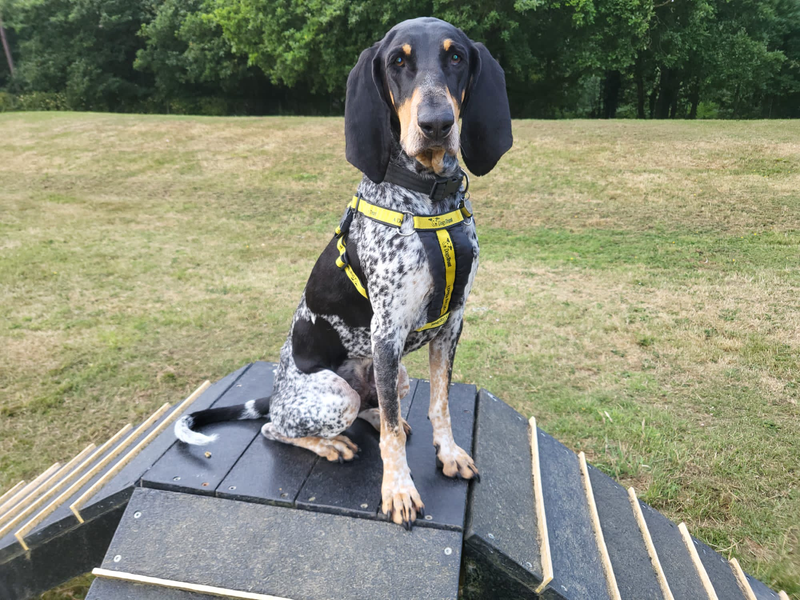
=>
[334,195,474,332]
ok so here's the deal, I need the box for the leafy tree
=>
[135,0,252,108]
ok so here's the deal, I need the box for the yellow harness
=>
[334,195,474,332]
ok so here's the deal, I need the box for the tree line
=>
[1,0,798,118]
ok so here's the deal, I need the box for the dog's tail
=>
[173,396,272,446]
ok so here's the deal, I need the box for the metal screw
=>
[201,482,209,487]
[173,476,181,481]
[281,493,288,498]
[360,503,368,509]
[113,555,121,563]
[133,512,141,519]
[425,515,433,520]
[228,486,236,491]
[525,562,533,570]
[236,384,242,387]
[487,533,495,540]
[444,547,453,556]
[308,496,316,502]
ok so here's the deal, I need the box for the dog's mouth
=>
[413,147,449,172]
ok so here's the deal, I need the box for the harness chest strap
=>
[334,195,474,332]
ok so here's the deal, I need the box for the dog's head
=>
[345,17,513,183]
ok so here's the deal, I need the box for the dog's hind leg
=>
[261,424,359,462]
[263,367,362,461]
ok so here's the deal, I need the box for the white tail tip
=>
[174,416,218,446]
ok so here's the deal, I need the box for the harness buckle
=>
[459,197,474,227]
[429,173,464,201]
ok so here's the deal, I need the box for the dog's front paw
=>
[435,443,480,481]
[381,476,424,530]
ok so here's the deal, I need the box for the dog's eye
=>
[395,56,405,67]
[451,54,461,65]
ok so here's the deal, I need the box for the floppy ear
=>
[460,42,513,176]
[345,42,392,183]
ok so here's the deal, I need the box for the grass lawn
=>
[1,112,798,598]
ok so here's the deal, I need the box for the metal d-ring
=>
[460,171,470,195]
[398,212,415,236]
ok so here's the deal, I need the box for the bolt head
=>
[444,547,453,556]
[113,555,121,563]
[133,512,141,519]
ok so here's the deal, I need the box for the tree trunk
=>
[635,56,646,119]
[649,69,660,119]
[688,77,700,119]
[655,67,679,119]
[0,16,14,76]
[601,70,622,119]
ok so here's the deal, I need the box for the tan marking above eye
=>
[402,43,412,56]
[443,39,452,51]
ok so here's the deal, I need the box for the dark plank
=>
[537,429,612,600]
[295,379,418,520]
[692,537,748,600]
[100,487,463,600]
[403,380,477,531]
[638,500,707,600]
[463,389,545,595]
[216,432,319,508]
[587,465,665,600]
[141,362,275,496]
[87,578,222,600]
[746,574,781,600]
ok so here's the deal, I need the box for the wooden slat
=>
[0,444,96,541]
[678,522,720,600]
[0,481,25,508]
[579,452,621,600]
[70,381,211,521]
[729,558,758,600]
[628,487,675,600]
[0,463,61,517]
[528,417,553,594]
[0,481,26,506]
[93,568,292,600]
[14,424,134,549]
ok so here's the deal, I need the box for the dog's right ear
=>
[345,42,392,183]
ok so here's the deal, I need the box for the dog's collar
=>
[383,162,468,201]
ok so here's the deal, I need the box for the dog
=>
[175,17,512,529]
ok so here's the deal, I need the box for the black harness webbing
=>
[334,194,474,332]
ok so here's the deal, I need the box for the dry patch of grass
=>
[0,112,798,598]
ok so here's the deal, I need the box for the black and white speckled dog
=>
[175,17,512,528]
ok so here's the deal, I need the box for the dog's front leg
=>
[373,333,424,529]
[429,319,479,480]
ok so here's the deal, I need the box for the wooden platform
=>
[0,362,787,600]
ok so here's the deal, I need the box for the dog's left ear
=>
[460,42,513,176]
[345,42,392,183]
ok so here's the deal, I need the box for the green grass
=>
[1,112,798,598]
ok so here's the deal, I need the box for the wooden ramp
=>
[0,362,787,600]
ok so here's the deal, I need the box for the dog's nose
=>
[418,108,455,141]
